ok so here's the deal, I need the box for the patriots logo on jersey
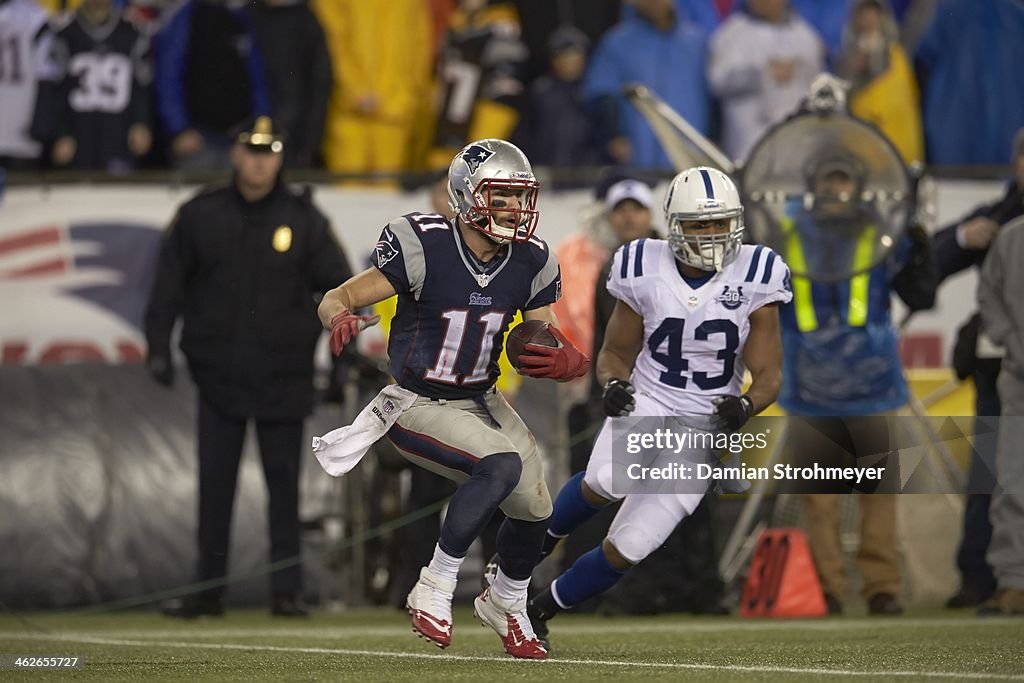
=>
[462,145,494,173]
[372,231,395,270]
[716,285,748,310]
[374,238,399,268]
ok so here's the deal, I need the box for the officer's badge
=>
[462,144,494,174]
[273,225,292,252]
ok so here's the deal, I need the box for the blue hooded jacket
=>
[583,9,709,169]
[915,0,1024,164]
[789,0,854,64]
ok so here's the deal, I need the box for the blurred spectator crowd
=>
[1,0,1022,175]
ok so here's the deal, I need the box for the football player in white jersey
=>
[526,167,792,647]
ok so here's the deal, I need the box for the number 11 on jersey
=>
[425,310,507,385]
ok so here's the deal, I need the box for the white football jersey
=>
[606,239,792,416]
[0,0,54,158]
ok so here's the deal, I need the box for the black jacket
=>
[516,75,600,171]
[931,180,1024,283]
[931,180,1021,377]
[250,0,332,167]
[145,180,352,419]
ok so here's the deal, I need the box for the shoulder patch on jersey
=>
[378,214,429,299]
[715,284,749,310]
[374,228,400,268]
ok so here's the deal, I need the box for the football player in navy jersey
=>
[318,139,589,659]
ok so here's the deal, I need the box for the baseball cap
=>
[605,179,654,210]
[548,26,590,56]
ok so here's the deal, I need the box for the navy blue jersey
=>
[46,11,150,170]
[374,212,561,399]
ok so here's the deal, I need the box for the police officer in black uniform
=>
[145,116,353,617]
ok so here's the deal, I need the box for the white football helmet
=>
[664,167,744,271]
[447,139,540,243]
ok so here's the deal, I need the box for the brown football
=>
[505,320,559,370]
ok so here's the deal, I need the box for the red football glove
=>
[329,310,381,356]
[517,325,591,381]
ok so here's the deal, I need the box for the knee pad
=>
[607,523,658,565]
[583,463,616,502]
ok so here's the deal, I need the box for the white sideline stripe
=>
[3,633,1023,680]
[11,616,1020,640]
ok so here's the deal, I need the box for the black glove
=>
[892,219,937,312]
[710,395,753,431]
[602,378,635,417]
[147,354,175,387]
[952,313,982,381]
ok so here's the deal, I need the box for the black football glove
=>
[602,378,636,417]
[710,395,754,431]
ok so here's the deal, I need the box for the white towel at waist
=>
[312,384,418,477]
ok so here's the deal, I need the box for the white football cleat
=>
[473,587,549,660]
[406,566,455,648]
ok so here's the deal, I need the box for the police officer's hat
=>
[236,116,284,153]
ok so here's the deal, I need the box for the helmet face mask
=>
[669,217,743,272]
[664,167,744,272]
[447,140,540,243]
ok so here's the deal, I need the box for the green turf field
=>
[1,608,1022,681]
